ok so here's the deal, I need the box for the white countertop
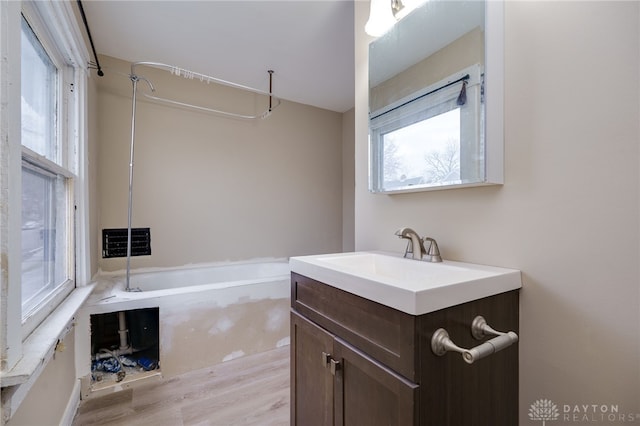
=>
[289,251,522,315]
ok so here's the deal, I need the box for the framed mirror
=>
[368,0,504,193]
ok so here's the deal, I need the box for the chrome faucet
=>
[395,227,426,260]
[394,228,443,262]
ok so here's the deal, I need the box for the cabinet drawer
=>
[291,273,417,381]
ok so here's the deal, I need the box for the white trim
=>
[0,0,24,373]
[1,0,91,397]
[22,146,77,179]
[484,0,505,185]
[18,0,90,334]
[74,68,91,286]
[1,286,93,387]
[0,286,92,424]
[21,279,75,340]
[30,1,90,68]
[60,379,81,426]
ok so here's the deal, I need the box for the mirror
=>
[368,0,504,193]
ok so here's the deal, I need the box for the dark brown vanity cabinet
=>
[290,272,519,426]
[291,312,418,426]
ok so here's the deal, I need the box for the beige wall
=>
[356,1,640,422]
[342,108,355,252]
[96,56,343,271]
[7,331,76,426]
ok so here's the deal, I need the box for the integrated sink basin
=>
[289,251,521,315]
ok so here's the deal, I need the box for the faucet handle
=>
[423,237,442,263]
[401,239,414,259]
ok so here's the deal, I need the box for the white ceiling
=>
[82,0,355,113]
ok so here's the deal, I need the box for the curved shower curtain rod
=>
[124,61,281,292]
[129,61,281,120]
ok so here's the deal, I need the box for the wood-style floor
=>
[72,346,290,426]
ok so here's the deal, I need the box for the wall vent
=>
[102,228,151,258]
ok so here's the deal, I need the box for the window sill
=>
[0,285,94,387]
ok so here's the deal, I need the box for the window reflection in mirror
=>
[370,64,483,191]
[369,0,495,193]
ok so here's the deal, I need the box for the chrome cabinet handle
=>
[321,351,341,375]
[330,359,341,376]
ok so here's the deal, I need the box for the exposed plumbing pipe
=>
[93,347,133,361]
[125,76,138,293]
[92,310,131,361]
[125,75,153,292]
[118,311,129,351]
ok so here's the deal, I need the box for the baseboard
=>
[59,379,81,426]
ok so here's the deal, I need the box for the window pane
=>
[381,108,460,190]
[21,164,68,315]
[21,17,57,161]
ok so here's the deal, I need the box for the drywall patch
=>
[160,297,289,377]
[266,307,287,331]
[209,316,234,334]
[276,336,290,347]
[222,350,246,362]
[160,302,207,353]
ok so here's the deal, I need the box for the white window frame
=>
[369,64,483,193]
[20,6,76,338]
[0,0,90,374]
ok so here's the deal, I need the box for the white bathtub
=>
[86,259,291,301]
[129,261,290,292]
[79,259,292,386]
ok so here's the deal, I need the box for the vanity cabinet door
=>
[291,311,334,426]
[333,337,419,426]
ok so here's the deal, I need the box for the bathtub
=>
[78,259,291,393]
[128,260,289,292]
[86,259,290,299]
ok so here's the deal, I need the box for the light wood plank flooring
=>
[72,346,290,426]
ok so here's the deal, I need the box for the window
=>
[21,163,69,315]
[21,17,57,161]
[0,0,88,383]
[369,64,484,193]
[379,107,462,189]
[20,12,75,335]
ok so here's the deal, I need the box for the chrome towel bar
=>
[431,316,518,364]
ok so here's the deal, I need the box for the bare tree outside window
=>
[423,139,460,183]
[382,139,402,182]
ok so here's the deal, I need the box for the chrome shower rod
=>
[129,61,280,120]
[123,61,280,291]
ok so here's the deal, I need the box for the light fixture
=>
[391,0,406,18]
[365,0,427,37]
[365,0,397,37]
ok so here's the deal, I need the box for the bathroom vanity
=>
[289,252,521,426]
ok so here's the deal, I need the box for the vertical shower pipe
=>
[126,76,139,292]
[268,70,274,112]
[126,72,154,291]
